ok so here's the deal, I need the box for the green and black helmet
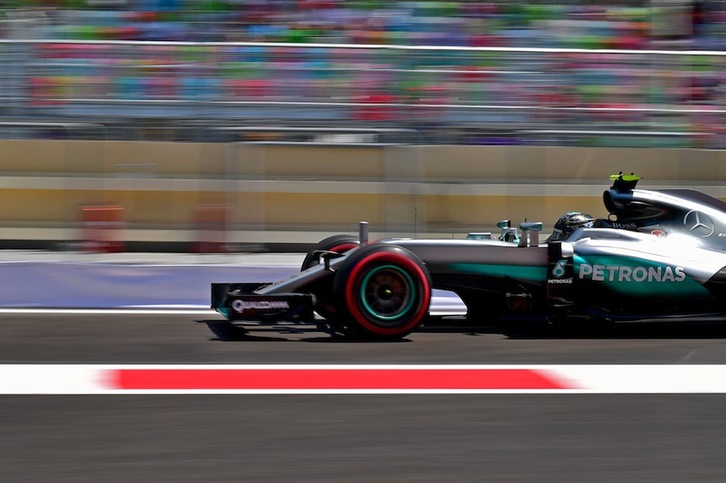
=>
[549,211,594,241]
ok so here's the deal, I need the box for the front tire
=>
[333,244,431,340]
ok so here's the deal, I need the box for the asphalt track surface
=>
[3,312,726,481]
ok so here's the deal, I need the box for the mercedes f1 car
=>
[208,173,726,340]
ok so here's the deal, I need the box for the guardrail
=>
[211,126,421,145]
[0,121,106,140]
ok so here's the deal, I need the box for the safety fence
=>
[2,40,726,147]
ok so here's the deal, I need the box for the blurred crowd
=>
[1,1,725,148]
[1,1,721,49]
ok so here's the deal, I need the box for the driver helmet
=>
[549,211,594,241]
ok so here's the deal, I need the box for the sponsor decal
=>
[578,264,686,283]
[549,259,572,284]
[231,299,290,314]
[548,278,573,284]
[551,259,567,278]
[574,255,707,296]
[684,210,715,238]
[610,222,637,230]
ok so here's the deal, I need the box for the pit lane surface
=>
[4,311,726,482]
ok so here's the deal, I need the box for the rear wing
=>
[610,172,641,193]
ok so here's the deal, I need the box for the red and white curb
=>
[3,364,726,394]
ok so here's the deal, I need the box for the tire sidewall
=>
[334,244,431,338]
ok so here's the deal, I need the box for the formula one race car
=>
[208,173,726,340]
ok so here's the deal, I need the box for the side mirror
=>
[518,222,543,247]
[519,222,543,232]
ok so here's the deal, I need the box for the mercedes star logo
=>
[683,210,716,238]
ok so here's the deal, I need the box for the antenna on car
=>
[359,221,369,245]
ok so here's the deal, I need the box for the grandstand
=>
[0,1,724,147]
[0,1,719,48]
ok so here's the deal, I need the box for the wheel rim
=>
[341,248,432,337]
[359,265,415,322]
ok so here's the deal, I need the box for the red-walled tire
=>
[300,234,359,327]
[300,234,359,271]
[333,244,431,340]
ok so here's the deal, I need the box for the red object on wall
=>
[80,204,125,253]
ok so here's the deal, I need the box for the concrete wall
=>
[1,139,724,244]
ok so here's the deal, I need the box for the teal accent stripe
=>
[450,263,547,282]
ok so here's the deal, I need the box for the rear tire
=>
[333,244,431,340]
[301,234,359,271]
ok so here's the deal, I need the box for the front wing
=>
[211,283,316,323]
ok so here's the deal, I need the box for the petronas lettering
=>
[578,264,686,283]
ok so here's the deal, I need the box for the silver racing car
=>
[207,173,726,340]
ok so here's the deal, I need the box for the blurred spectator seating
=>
[1,1,725,147]
[1,1,724,49]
